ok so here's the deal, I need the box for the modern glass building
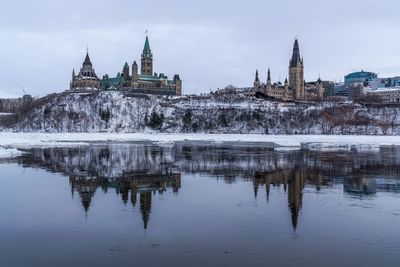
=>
[344,70,378,87]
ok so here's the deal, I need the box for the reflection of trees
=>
[17,144,400,230]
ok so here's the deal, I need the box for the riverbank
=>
[0,132,399,150]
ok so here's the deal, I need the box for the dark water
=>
[1,143,400,267]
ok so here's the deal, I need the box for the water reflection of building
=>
[70,174,181,229]
[17,144,400,232]
[344,176,377,195]
[254,168,324,230]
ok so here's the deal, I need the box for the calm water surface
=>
[0,143,399,267]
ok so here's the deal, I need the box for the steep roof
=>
[83,52,92,66]
[290,39,302,68]
[143,36,151,53]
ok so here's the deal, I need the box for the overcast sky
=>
[0,0,399,97]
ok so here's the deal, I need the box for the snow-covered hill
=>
[11,91,400,135]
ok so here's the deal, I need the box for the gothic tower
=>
[266,68,272,94]
[289,39,305,100]
[254,69,261,90]
[141,36,153,76]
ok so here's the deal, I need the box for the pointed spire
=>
[143,35,151,53]
[285,77,288,84]
[83,50,92,66]
[124,62,129,69]
[290,39,302,68]
[267,68,271,82]
[255,69,260,82]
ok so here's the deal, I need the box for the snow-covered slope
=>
[11,91,400,135]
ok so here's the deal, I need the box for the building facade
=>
[102,36,182,96]
[344,71,378,87]
[0,95,33,113]
[254,39,324,101]
[367,87,400,104]
[370,76,400,90]
[70,51,102,91]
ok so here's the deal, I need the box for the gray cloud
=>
[0,0,399,97]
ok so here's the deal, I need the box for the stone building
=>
[0,95,33,113]
[254,39,324,101]
[70,51,102,91]
[367,87,400,104]
[102,36,182,96]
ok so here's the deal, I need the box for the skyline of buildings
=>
[2,0,400,99]
[1,34,400,106]
[253,39,325,101]
[70,36,182,96]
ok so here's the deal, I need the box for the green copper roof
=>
[124,62,129,69]
[143,36,151,53]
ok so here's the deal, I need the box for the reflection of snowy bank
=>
[0,147,23,159]
[301,142,381,152]
[0,132,399,152]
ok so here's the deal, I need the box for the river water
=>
[0,143,399,267]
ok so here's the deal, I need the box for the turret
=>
[254,69,261,90]
[265,68,272,95]
[174,74,182,96]
[317,77,324,100]
[123,62,130,81]
[131,61,139,87]
[284,77,290,98]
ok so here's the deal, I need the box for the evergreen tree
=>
[148,109,164,130]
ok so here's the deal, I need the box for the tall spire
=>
[141,35,153,76]
[143,35,151,54]
[290,39,302,67]
[267,68,271,82]
[255,69,260,82]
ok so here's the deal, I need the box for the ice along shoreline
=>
[0,133,399,152]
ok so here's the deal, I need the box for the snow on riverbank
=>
[0,147,24,159]
[0,132,399,151]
